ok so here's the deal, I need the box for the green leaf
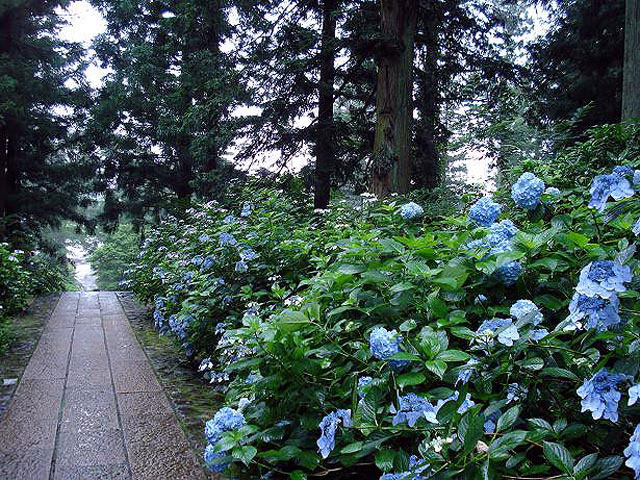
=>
[277,309,310,332]
[543,441,574,473]
[496,405,520,433]
[397,372,426,388]
[528,418,552,430]
[340,442,363,454]
[424,360,447,379]
[517,357,544,371]
[590,455,623,479]
[540,367,580,382]
[232,445,257,466]
[375,449,395,472]
[573,453,598,474]
[437,349,471,362]
[488,430,527,459]
[462,412,485,455]
[566,232,590,248]
[387,352,422,362]
[290,471,307,480]
[337,264,366,274]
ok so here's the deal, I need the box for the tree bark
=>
[415,6,439,190]
[370,0,418,197]
[623,0,640,120]
[314,0,337,209]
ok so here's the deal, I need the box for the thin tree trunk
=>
[314,0,337,209]
[623,0,640,120]
[370,0,418,197]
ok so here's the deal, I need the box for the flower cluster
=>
[576,369,628,422]
[469,197,502,227]
[511,172,545,210]
[399,202,424,220]
[624,424,640,479]
[369,327,408,369]
[380,455,430,480]
[204,406,247,473]
[391,393,438,426]
[510,299,543,326]
[589,170,634,212]
[475,318,519,347]
[559,259,631,335]
[317,409,352,458]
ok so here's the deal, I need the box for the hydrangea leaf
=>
[543,441,575,473]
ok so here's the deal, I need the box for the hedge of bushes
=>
[127,131,640,479]
[0,244,69,352]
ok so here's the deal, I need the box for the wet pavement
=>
[66,245,98,291]
[0,292,207,480]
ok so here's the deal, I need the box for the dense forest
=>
[1,0,640,479]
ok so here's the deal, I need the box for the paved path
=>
[0,292,207,480]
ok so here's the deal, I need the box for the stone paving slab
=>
[0,291,207,480]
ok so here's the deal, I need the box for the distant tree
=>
[0,0,94,249]
[623,0,640,120]
[529,0,625,133]
[89,0,244,230]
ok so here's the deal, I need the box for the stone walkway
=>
[0,292,207,480]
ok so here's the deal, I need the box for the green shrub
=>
[128,129,640,479]
[89,224,140,290]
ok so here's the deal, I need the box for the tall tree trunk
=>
[370,0,418,197]
[623,0,640,120]
[314,0,337,209]
[415,6,439,190]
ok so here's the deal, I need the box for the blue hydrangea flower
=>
[635,170,640,186]
[531,328,549,341]
[489,219,519,240]
[474,294,488,305]
[476,318,519,347]
[317,409,352,458]
[241,203,252,217]
[190,256,204,266]
[357,377,373,399]
[629,384,640,406]
[576,369,628,422]
[205,407,246,445]
[545,187,561,197]
[565,293,620,332]
[203,444,228,473]
[624,424,640,479]
[436,391,475,414]
[484,409,501,434]
[183,271,194,283]
[400,202,424,220]
[576,261,632,299]
[369,327,408,369]
[494,261,522,286]
[510,300,543,326]
[223,215,236,224]
[380,456,429,480]
[235,261,248,273]
[391,393,438,426]
[633,217,640,236]
[506,383,528,404]
[469,197,502,227]
[613,165,634,178]
[456,358,480,385]
[201,255,215,271]
[589,174,634,212]
[512,172,545,210]
[240,248,259,261]
[199,234,211,242]
[153,309,164,329]
[219,233,237,246]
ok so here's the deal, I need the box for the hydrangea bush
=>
[128,137,640,479]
